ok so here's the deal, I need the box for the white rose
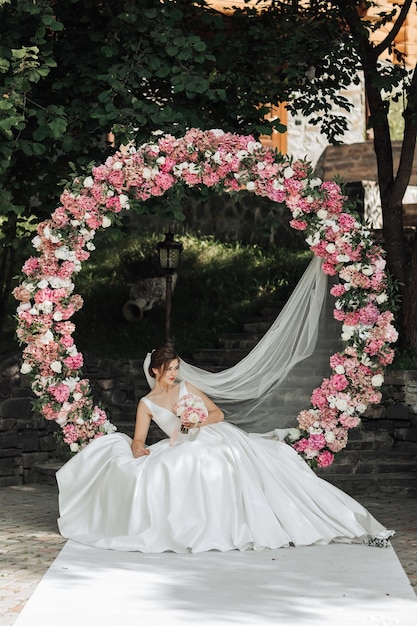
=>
[102,216,112,228]
[247,141,262,153]
[53,311,63,321]
[335,365,345,374]
[55,245,71,260]
[371,374,384,387]
[55,415,68,426]
[335,398,348,411]
[326,243,336,253]
[362,265,374,276]
[71,219,80,227]
[32,235,42,250]
[83,176,94,188]
[356,404,367,414]
[50,361,62,373]
[309,426,323,434]
[65,377,79,392]
[317,209,328,220]
[246,181,256,191]
[285,428,301,443]
[37,279,48,289]
[76,417,85,425]
[325,432,336,443]
[309,177,322,188]
[142,167,153,180]
[306,232,321,247]
[211,151,222,164]
[86,242,95,251]
[70,442,80,453]
[341,325,355,341]
[283,166,295,179]
[112,161,123,170]
[20,362,32,374]
[104,420,117,434]
[336,254,351,263]
[119,194,129,208]
[73,392,83,402]
[18,303,31,313]
[39,330,54,345]
[40,301,53,314]
[376,293,388,304]
[272,180,284,191]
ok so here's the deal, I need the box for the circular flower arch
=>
[13,128,398,467]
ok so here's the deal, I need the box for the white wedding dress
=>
[56,381,392,553]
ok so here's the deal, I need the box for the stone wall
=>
[1,351,416,487]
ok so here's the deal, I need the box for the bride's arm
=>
[185,382,224,425]
[131,400,152,457]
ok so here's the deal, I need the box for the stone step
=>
[31,459,417,496]
[217,333,264,350]
[192,348,252,366]
[316,472,417,498]
[322,450,417,473]
[30,460,61,486]
[242,320,274,334]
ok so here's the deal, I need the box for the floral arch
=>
[13,128,398,467]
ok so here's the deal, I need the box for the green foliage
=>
[390,348,417,370]
[1,0,417,347]
[72,233,312,359]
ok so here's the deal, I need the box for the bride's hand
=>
[132,440,150,458]
[182,420,202,430]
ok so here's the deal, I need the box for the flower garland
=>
[13,128,398,462]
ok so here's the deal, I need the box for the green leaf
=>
[0,99,13,111]
[166,45,178,57]
[0,59,10,73]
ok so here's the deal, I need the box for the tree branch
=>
[374,0,414,58]
[392,65,417,203]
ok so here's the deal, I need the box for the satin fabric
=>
[56,382,392,553]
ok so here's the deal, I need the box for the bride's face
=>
[155,359,180,386]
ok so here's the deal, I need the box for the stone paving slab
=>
[0,484,416,626]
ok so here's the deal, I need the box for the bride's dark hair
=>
[149,345,180,379]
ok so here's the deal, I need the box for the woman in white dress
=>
[56,345,393,553]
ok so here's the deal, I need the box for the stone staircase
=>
[188,300,417,497]
[32,299,417,496]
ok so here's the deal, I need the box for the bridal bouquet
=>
[170,393,208,446]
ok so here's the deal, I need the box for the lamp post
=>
[157,232,183,346]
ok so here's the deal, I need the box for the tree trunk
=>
[0,215,17,344]
[402,235,417,350]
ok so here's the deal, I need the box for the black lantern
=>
[157,232,183,345]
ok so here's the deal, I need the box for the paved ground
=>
[0,484,416,626]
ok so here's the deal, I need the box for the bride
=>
[56,344,393,553]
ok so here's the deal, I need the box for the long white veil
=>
[144,256,342,434]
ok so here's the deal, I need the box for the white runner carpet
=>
[14,540,417,626]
